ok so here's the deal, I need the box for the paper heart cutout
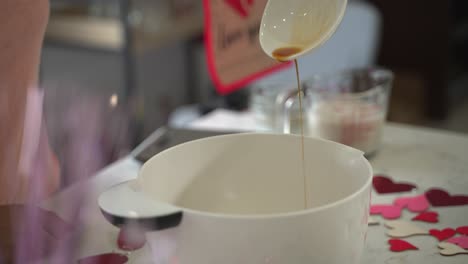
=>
[429,228,456,241]
[447,236,468,249]
[394,194,430,213]
[385,220,428,238]
[117,227,146,251]
[412,211,439,223]
[78,253,128,264]
[370,204,402,219]
[373,175,416,194]
[456,226,468,236]
[425,188,468,207]
[438,242,468,256]
[388,239,418,252]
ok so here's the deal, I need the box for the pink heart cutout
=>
[447,236,468,250]
[394,194,430,213]
[370,204,402,219]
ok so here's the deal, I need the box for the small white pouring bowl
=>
[260,0,348,60]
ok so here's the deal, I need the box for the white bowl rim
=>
[137,132,373,220]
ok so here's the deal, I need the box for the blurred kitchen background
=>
[42,0,468,184]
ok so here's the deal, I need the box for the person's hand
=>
[0,205,70,263]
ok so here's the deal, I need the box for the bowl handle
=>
[98,180,182,231]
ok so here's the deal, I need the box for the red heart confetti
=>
[412,211,439,223]
[394,194,430,213]
[456,226,468,236]
[370,204,402,219]
[78,253,128,264]
[117,227,146,251]
[373,175,416,194]
[446,236,468,249]
[425,189,468,207]
[429,228,456,241]
[388,239,418,252]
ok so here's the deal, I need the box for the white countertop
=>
[41,111,468,263]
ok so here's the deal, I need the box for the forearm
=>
[0,0,50,202]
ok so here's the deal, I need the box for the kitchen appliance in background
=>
[44,0,200,183]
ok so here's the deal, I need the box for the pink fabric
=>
[18,89,43,178]
[9,88,60,204]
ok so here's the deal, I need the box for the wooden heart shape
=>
[370,204,402,219]
[368,216,380,226]
[78,253,128,264]
[456,226,468,236]
[425,189,468,207]
[412,211,439,223]
[429,228,456,241]
[394,194,430,213]
[388,239,418,252]
[446,236,468,249]
[438,242,468,256]
[385,220,428,238]
[372,175,416,194]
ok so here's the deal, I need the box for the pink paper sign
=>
[203,0,291,94]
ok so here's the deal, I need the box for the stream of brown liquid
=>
[272,47,308,209]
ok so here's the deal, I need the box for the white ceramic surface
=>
[101,133,372,263]
[259,0,348,60]
[44,122,468,264]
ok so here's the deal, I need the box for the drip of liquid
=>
[271,47,302,62]
[272,47,308,209]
